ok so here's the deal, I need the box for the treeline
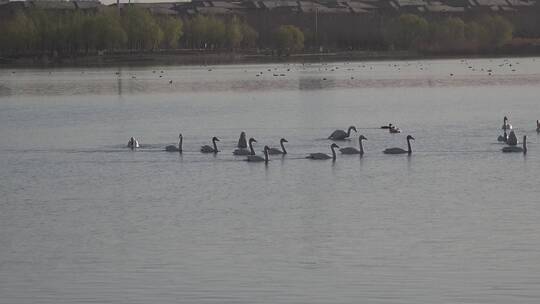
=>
[0,7,261,56]
[0,7,517,57]
[384,14,514,52]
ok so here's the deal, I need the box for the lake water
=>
[2,58,540,304]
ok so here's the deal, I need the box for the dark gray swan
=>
[247,146,270,163]
[328,126,357,140]
[234,138,257,155]
[383,135,414,154]
[502,135,527,153]
[165,133,182,152]
[201,137,220,153]
[340,135,367,155]
[306,143,340,160]
[267,138,288,155]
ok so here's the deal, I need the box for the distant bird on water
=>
[328,126,357,140]
[383,135,415,155]
[201,137,220,153]
[340,135,367,155]
[307,143,340,160]
[165,133,182,152]
[502,136,527,154]
[127,137,139,150]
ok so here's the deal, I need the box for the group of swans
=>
[497,116,529,154]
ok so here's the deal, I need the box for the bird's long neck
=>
[407,138,412,154]
[331,146,337,160]
[212,139,218,152]
[280,141,287,154]
[249,141,255,155]
[523,137,527,153]
[264,149,269,163]
[179,137,183,152]
[359,138,364,155]
[347,127,352,137]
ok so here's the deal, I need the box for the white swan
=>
[247,146,270,162]
[497,130,508,143]
[328,126,357,140]
[307,143,340,160]
[127,137,139,149]
[502,116,512,130]
[383,135,414,154]
[340,135,366,155]
[507,130,518,146]
[267,138,288,155]
[165,133,182,152]
[536,120,540,132]
[502,135,527,153]
[201,137,220,153]
[234,138,256,155]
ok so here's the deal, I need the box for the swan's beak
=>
[410,136,415,140]
[283,139,288,143]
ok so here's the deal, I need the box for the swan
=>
[267,138,288,155]
[165,133,182,152]
[507,130,518,146]
[306,143,340,160]
[502,116,512,130]
[328,126,357,140]
[340,135,367,155]
[247,146,270,163]
[536,120,540,132]
[127,137,139,149]
[497,130,508,143]
[383,135,415,154]
[502,135,527,153]
[237,131,247,149]
[201,137,220,153]
[234,138,257,155]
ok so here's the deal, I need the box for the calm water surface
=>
[1,58,540,304]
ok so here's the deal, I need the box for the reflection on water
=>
[1,58,540,304]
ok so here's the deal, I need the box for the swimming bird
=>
[389,125,401,133]
[507,130,518,146]
[127,137,139,149]
[497,130,508,143]
[247,146,270,163]
[328,126,357,140]
[237,131,247,149]
[502,116,512,130]
[306,143,340,160]
[340,135,367,155]
[502,136,527,153]
[234,138,257,155]
[201,137,220,153]
[165,133,182,152]
[267,138,288,155]
[536,120,540,132]
[383,135,415,154]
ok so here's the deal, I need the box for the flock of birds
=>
[126,116,540,162]
[126,122,414,163]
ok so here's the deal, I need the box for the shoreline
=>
[2,49,540,68]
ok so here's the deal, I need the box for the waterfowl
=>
[383,135,415,154]
[306,143,340,160]
[237,131,247,149]
[507,130,518,146]
[340,135,367,155]
[328,126,357,140]
[536,120,540,132]
[127,137,139,149]
[389,125,401,133]
[267,138,288,155]
[201,137,220,153]
[502,136,527,153]
[497,130,508,143]
[234,138,256,155]
[502,116,512,130]
[247,146,270,163]
[165,133,182,152]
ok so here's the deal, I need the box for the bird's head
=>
[407,135,415,141]
[281,138,288,143]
